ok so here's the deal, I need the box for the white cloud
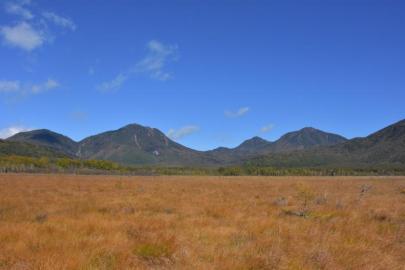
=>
[260,124,274,133]
[97,73,127,92]
[0,78,59,95]
[0,80,20,92]
[1,1,76,52]
[98,40,178,91]
[42,11,76,31]
[167,125,199,140]
[134,40,178,81]
[5,1,34,20]
[0,22,44,51]
[225,107,250,118]
[0,125,32,139]
[30,79,59,93]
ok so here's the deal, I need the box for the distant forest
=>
[1,155,404,176]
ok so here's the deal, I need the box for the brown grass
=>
[0,174,404,269]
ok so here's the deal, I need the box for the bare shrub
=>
[34,212,48,223]
[315,193,328,205]
[359,184,372,198]
[273,197,288,206]
[87,250,117,270]
[369,209,391,222]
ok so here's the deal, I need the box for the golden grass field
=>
[0,174,404,270]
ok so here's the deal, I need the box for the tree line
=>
[0,155,404,176]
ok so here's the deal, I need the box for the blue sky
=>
[1,0,404,150]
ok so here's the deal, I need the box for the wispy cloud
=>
[0,78,60,95]
[167,125,199,140]
[42,11,76,31]
[0,125,32,139]
[1,0,76,51]
[0,80,20,93]
[0,22,44,51]
[134,40,178,81]
[5,1,34,20]
[98,40,178,91]
[30,79,59,94]
[225,107,250,118]
[97,73,127,92]
[260,124,274,133]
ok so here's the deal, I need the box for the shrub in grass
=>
[295,183,315,209]
[34,212,48,223]
[85,251,117,270]
[134,243,174,260]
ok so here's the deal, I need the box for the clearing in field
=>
[0,174,404,269]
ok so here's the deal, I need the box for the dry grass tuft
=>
[0,174,404,269]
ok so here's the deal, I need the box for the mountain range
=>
[249,119,405,168]
[205,127,347,164]
[4,119,405,168]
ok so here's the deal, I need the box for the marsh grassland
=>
[0,174,404,269]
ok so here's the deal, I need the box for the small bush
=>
[34,212,48,223]
[134,243,174,260]
[359,184,372,198]
[315,193,328,205]
[308,211,337,220]
[282,208,309,218]
[295,183,315,209]
[273,197,288,206]
[85,251,117,270]
[369,209,391,222]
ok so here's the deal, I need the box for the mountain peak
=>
[118,123,164,137]
[365,118,405,143]
[14,129,53,136]
[122,123,149,129]
[299,127,317,132]
[77,123,210,166]
[243,136,268,143]
[7,129,78,156]
[271,127,347,152]
[236,136,271,152]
